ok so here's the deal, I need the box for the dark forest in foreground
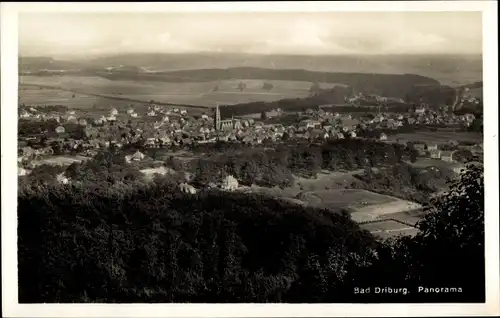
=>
[18,164,484,303]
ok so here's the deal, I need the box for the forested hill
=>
[18,164,485,303]
[96,67,439,98]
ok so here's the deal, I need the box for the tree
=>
[260,111,268,120]
[346,164,485,302]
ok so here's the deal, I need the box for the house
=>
[147,110,156,117]
[130,112,138,118]
[179,183,197,194]
[55,126,65,134]
[107,115,117,121]
[110,108,118,116]
[125,150,145,163]
[452,165,466,175]
[159,135,171,145]
[66,115,77,123]
[429,150,442,159]
[427,144,438,151]
[441,151,455,162]
[464,113,475,122]
[145,137,157,147]
[350,131,357,138]
[56,173,70,185]
[127,108,135,114]
[18,167,29,176]
[415,107,426,114]
[221,175,239,191]
[379,133,388,141]
[265,109,281,118]
[19,111,30,118]
[78,119,88,126]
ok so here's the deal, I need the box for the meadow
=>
[297,188,398,211]
[31,155,90,167]
[388,131,483,144]
[19,85,153,110]
[19,75,340,107]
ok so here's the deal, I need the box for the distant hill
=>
[19,53,482,86]
[19,56,83,72]
[92,67,438,100]
[460,81,483,90]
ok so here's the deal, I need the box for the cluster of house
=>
[411,107,475,126]
[19,107,65,122]
[410,141,483,163]
[178,174,240,195]
[18,101,481,164]
[344,92,405,105]
[457,88,482,108]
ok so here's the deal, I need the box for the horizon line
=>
[19,51,484,59]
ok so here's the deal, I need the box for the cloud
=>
[384,32,448,54]
[252,19,354,54]
[18,12,482,57]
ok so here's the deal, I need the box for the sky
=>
[18,11,483,57]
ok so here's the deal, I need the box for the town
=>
[18,90,482,182]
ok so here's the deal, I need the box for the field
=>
[387,131,483,144]
[20,75,341,108]
[32,155,90,167]
[244,170,366,199]
[361,221,419,239]
[297,189,398,212]
[409,158,466,170]
[19,85,153,110]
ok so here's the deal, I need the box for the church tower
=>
[214,104,221,131]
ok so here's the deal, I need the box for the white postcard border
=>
[2,1,498,317]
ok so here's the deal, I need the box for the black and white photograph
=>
[2,1,499,317]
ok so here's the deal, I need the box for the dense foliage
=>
[353,164,454,204]
[221,91,413,118]
[404,84,456,106]
[18,163,484,302]
[187,139,417,188]
[342,164,485,302]
[18,119,87,140]
[18,180,377,302]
